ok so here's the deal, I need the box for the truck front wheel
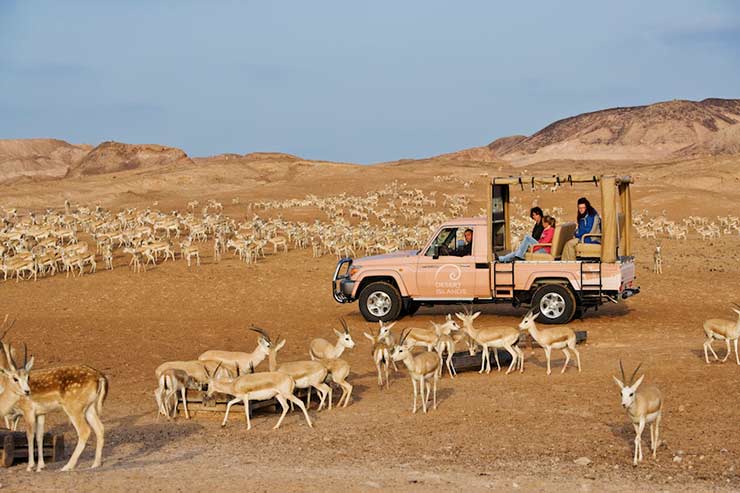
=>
[531,284,576,324]
[358,282,403,322]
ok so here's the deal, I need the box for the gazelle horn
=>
[629,362,642,386]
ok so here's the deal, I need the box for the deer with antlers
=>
[391,329,440,414]
[517,309,580,375]
[613,361,663,466]
[702,303,740,365]
[204,362,313,430]
[0,331,108,471]
[308,318,356,360]
[198,326,274,374]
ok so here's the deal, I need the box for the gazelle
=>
[518,309,580,375]
[391,329,440,414]
[613,362,662,466]
[0,340,108,472]
[155,368,198,419]
[308,318,356,360]
[364,326,392,388]
[432,322,459,378]
[320,358,353,407]
[267,336,332,411]
[199,326,274,374]
[204,363,313,430]
[405,314,460,351]
[455,310,523,374]
[703,304,740,365]
[179,240,201,267]
[653,244,663,274]
[156,359,236,386]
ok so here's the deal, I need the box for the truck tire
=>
[532,284,576,325]
[359,281,403,322]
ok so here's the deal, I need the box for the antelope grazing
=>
[199,326,274,374]
[653,244,662,274]
[613,362,662,466]
[155,359,236,387]
[391,330,440,414]
[0,340,108,471]
[309,318,355,360]
[518,309,581,375]
[456,309,523,374]
[205,363,313,430]
[267,337,332,411]
[364,326,393,388]
[155,368,198,419]
[703,304,740,365]
[405,314,460,351]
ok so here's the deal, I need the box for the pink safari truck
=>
[333,174,640,324]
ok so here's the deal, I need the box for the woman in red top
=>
[532,216,556,254]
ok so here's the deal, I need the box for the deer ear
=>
[732,308,740,316]
[612,376,624,389]
[334,329,343,337]
[276,340,286,351]
[455,313,464,320]
[364,332,374,341]
[472,312,481,319]
[631,374,644,390]
[387,322,396,330]
[24,356,34,372]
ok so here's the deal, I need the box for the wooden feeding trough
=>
[0,429,65,468]
[451,331,587,373]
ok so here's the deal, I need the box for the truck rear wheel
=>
[359,281,402,322]
[532,284,576,324]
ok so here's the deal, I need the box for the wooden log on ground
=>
[0,429,63,467]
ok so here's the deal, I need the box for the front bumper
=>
[332,258,356,303]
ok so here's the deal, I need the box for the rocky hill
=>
[0,139,89,183]
[445,98,740,164]
[71,141,194,176]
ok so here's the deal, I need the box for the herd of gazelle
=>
[1,304,739,471]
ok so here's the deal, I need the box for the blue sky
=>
[1,1,739,163]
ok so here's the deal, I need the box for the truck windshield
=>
[426,227,471,256]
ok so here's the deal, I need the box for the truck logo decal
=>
[433,264,466,295]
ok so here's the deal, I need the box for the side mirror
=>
[430,244,439,259]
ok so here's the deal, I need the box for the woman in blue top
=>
[561,197,601,260]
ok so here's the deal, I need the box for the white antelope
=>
[653,244,662,274]
[179,241,201,267]
[613,362,662,466]
[456,309,523,374]
[702,304,740,365]
[391,329,440,414]
[198,326,274,374]
[0,340,108,472]
[267,337,332,411]
[364,325,393,388]
[320,358,353,408]
[204,363,313,430]
[404,314,460,351]
[155,368,198,419]
[308,318,355,360]
[518,309,580,375]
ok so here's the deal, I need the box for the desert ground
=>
[0,148,739,492]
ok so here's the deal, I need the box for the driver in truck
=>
[448,228,473,257]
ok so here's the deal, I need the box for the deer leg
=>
[61,407,91,471]
[420,377,428,414]
[494,348,501,372]
[654,413,661,458]
[341,381,353,407]
[517,346,525,372]
[35,414,46,471]
[634,419,645,465]
[722,339,731,362]
[273,394,290,429]
[734,339,739,365]
[285,393,313,428]
[85,405,105,468]
[384,361,390,389]
[181,387,190,419]
[411,378,418,413]
[433,374,438,410]
[222,397,241,427]
[544,347,552,375]
[479,346,487,373]
[25,414,36,471]
[572,346,581,372]
[376,361,383,386]
[561,348,571,373]
[707,338,720,361]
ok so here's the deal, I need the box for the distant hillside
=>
[0,139,88,183]
[71,141,194,176]
[444,98,740,164]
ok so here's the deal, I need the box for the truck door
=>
[415,226,478,300]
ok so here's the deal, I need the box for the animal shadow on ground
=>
[102,412,204,469]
